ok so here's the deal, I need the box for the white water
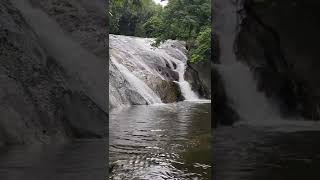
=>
[110,51,162,105]
[214,0,278,121]
[154,50,199,101]
[176,68,199,101]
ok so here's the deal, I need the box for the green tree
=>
[189,26,211,63]
[109,0,211,63]
[144,0,211,63]
[109,0,162,36]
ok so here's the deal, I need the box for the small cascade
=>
[160,53,199,101]
[214,0,278,121]
[175,64,199,101]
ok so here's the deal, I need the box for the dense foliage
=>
[109,0,211,63]
[109,0,162,36]
[189,26,211,63]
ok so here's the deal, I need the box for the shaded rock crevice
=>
[185,62,211,99]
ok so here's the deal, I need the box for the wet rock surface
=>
[29,0,107,58]
[147,78,183,103]
[109,61,148,107]
[0,0,107,145]
[235,0,320,120]
[185,61,211,99]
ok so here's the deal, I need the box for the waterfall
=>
[214,0,277,121]
[109,35,199,107]
[159,52,199,101]
[175,62,199,101]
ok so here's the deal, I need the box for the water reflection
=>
[109,102,212,179]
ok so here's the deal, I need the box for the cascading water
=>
[214,0,278,121]
[109,35,199,107]
[174,62,199,101]
[110,51,162,105]
[155,49,199,101]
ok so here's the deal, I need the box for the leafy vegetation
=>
[109,0,211,63]
[109,0,162,36]
[189,26,211,63]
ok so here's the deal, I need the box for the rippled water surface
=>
[109,102,212,179]
[214,122,320,180]
[0,140,106,180]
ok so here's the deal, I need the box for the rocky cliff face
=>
[236,0,320,120]
[0,0,107,145]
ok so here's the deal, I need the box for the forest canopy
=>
[109,0,211,63]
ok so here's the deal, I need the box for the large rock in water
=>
[235,0,320,120]
[0,0,107,145]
